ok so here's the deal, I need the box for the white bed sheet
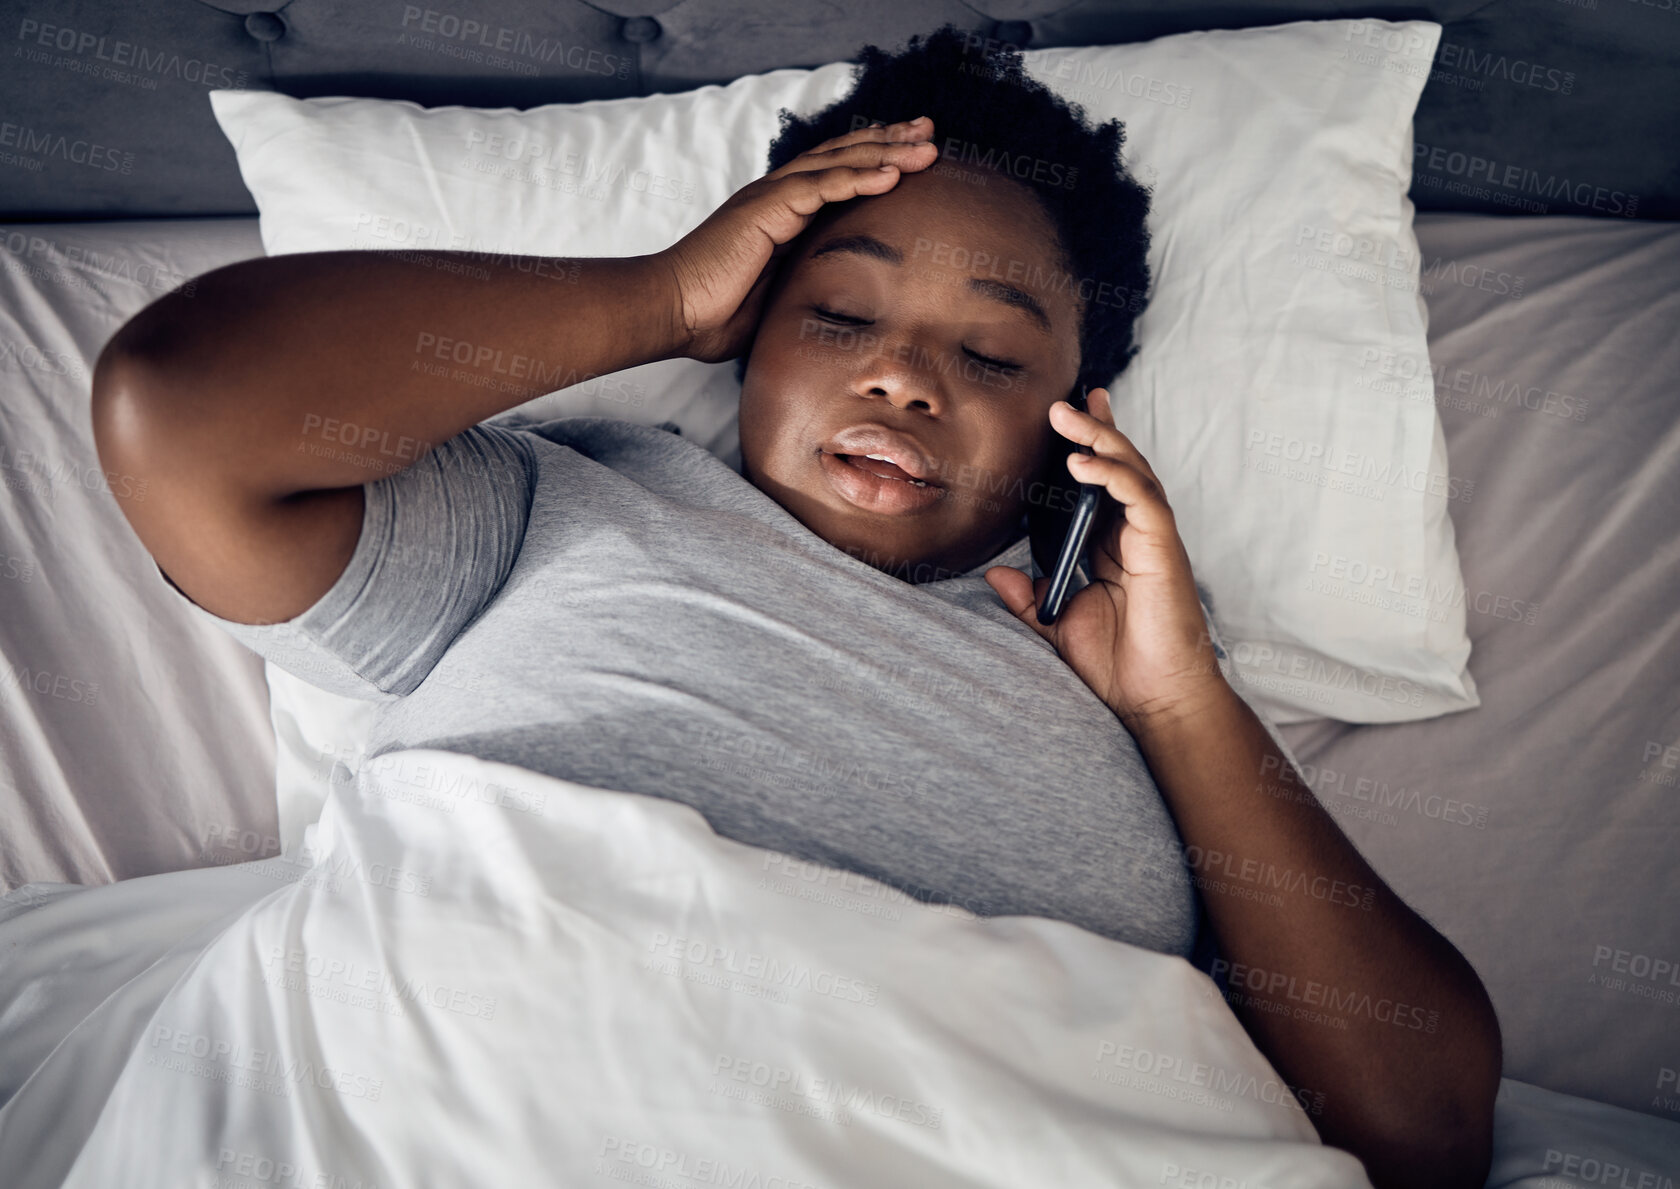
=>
[3,748,1375,1189]
[2,748,1675,1188]
[0,218,274,889]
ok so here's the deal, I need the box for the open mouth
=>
[838,453,933,487]
[818,451,946,514]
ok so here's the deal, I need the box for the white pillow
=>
[209,16,1474,729]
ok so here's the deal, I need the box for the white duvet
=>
[5,748,1375,1187]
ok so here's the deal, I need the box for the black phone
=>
[1037,384,1105,626]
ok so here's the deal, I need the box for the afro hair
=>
[737,22,1154,400]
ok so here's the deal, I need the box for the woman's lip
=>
[818,451,946,515]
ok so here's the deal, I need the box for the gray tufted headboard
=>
[1,0,1676,222]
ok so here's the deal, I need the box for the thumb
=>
[985,566,1057,644]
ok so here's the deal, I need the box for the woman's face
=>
[738,162,1085,580]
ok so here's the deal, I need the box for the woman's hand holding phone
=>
[985,388,1231,733]
[654,118,939,364]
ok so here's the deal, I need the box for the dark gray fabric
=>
[0,0,1674,221]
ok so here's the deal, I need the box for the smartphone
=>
[1037,384,1104,626]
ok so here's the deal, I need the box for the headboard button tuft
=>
[244,11,286,43]
[621,16,662,44]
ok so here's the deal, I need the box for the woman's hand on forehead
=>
[655,119,940,364]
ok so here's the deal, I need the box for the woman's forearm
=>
[1125,683,1502,1189]
[95,249,683,498]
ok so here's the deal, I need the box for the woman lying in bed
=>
[91,25,1499,1189]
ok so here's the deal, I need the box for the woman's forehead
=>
[790,170,1081,326]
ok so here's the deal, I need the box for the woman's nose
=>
[854,352,943,414]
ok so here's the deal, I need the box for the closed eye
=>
[812,305,868,325]
[965,349,1022,373]
[812,306,1024,374]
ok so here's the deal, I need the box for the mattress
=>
[1,211,1677,1133]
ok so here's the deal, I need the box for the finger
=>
[768,163,922,225]
[1063,452,1179,555]
[730,163,911,262]
[769,136,938,182]
[1050,398,1162,488]
[1082,388,1161,483]
[984,567,1057,644]
[803,116,934,158]
[1088,385,1116,426]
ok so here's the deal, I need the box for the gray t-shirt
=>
[177,416,1298,959]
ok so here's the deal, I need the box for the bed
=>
[2,2,1678,1186]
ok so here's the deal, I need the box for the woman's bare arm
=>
[90,250,682,624]
[1128,685,1501,1189]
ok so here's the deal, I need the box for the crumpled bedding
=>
[1,747,1371,1189]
